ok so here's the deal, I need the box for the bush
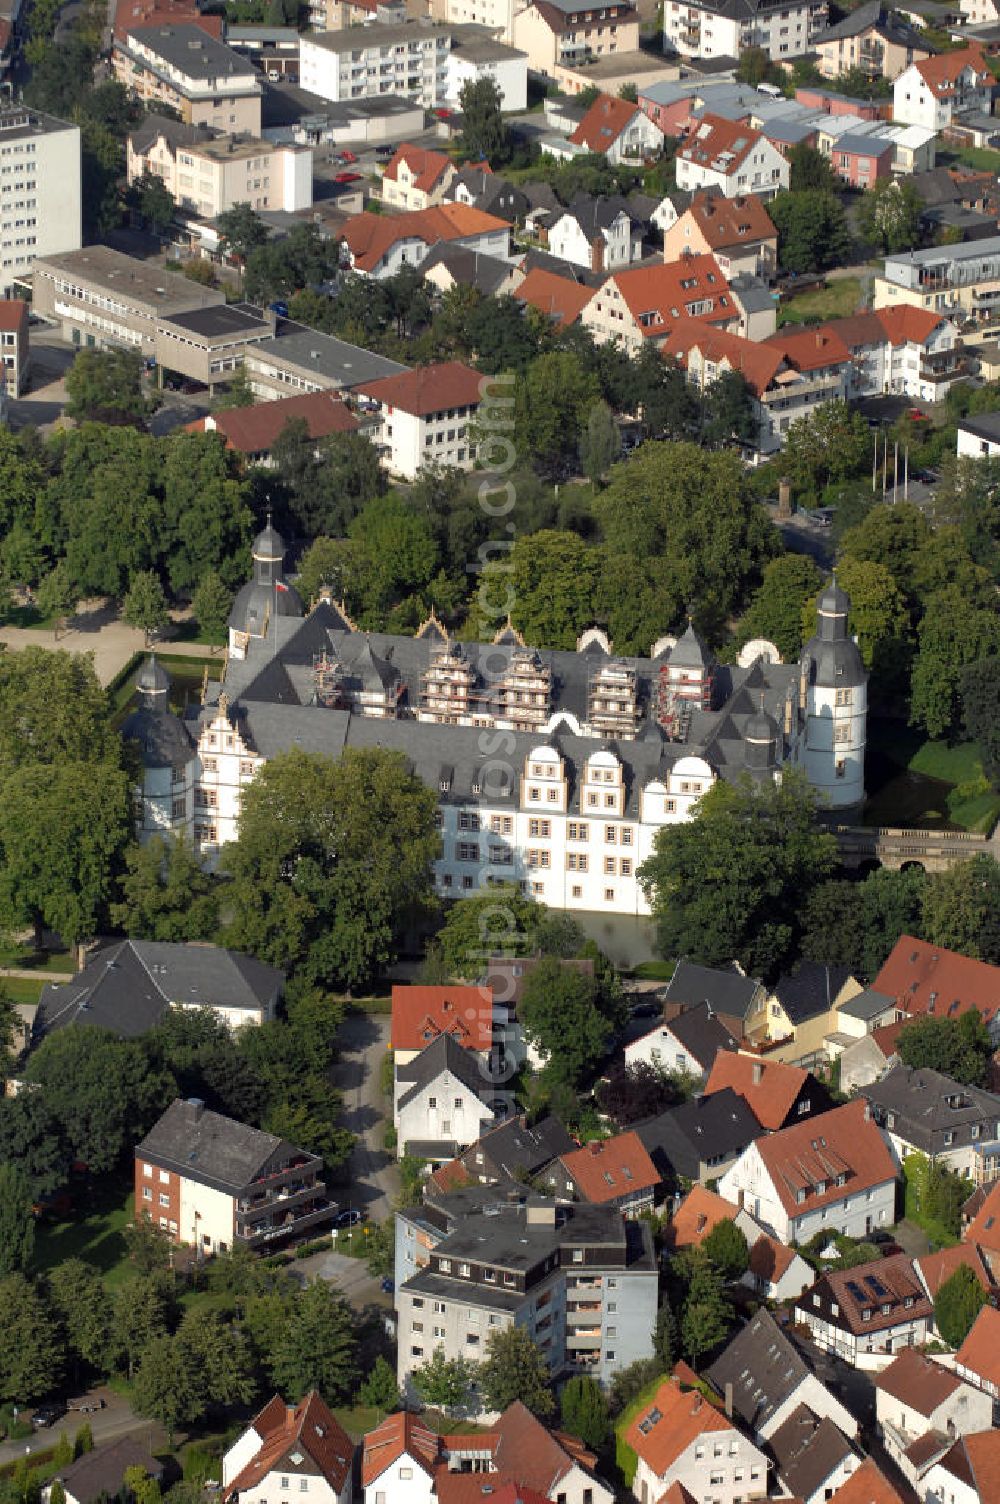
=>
[383,1123,397,1152]
[294,1236,333,1259]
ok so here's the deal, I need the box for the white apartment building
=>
[353,359,483,477]
[0,106,80,294]
[114,24,262,133]
[892,44,993,132]
[664,0,827,61]
[445,34,528,111]
[873,234,1000,325]
[299,23,452,108]
[127,117,312,216]
[433,0,518,44]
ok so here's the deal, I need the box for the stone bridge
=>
[833,824,997,872]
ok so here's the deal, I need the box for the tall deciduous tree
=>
[0,1274,65,1402]
[459,76,511,163]
[857,178,922,254]
[217,203,269,264]
[46,1260,112,1377]
[934,1264,989,1348]
[519,957,615,1090]
[770,190,850,273]
[921,854,1000,964]
[702,1218,749,1281]
[434,885,541,979]
[123,571,169,644]
[560,1376,609,1450]
[680,1254,732,1367]
[579,399,621,488]
[412,1346,475,1416]
[514,352,601,478]
[961,656,1000,788]
[897,1012,993,1089]
[910,586,1000,739]
[65,348,147,422]
[799,867,925,978]
[112,835,219,942]
[267,1283,358,1403]
[477,1326,554,1419]
[0,1163,35,1275]
[639,770,837,979]
[192,571,234,644]
[0,648,116,774]
[736,553,821,661]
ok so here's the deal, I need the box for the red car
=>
[433,107,452,119]
[339,149,357,163]
[335,171,362,183]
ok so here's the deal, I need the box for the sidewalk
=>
[0,604,220,687]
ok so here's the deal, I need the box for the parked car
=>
[381,1276,394,1293]
[78,1398,106,1413]
[334,1208,361,1227]
[335,172,362,184]
[629,1002,660,1019]
[375,144,395,159]
[32,1404,66,1428]
[339,149,357,162]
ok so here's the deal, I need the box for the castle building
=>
[126,526,867,918]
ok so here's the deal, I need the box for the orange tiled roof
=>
[625,1377,733,1478]
[390,984,494,1053]
[703,1052,810,1130]
[662,319,784,397]
[957,1304,1000,1389]
[755,1098,897,1220]
[515,267,595,328]
[341,203,509,272]
[914,42,990,95]
[748,1232,800,1286]
[225,1392,353,1498]
[828,1459,906,1504]
[938,1431,1000,1500]
[684,190,777,249]
[358,361,483,417]
[918,1239,996,1294]
[764,325,852,373]
[873,935,1000,1027]
[570,93,643,152]
[193,391,358,454]
[874,304,952,347]
[361,1412,439,1487]
[383,143,454,194]
[666,1184,742,1249]
[678,113,761,174]
[601,253,735,340]
[559,1131,659,1203]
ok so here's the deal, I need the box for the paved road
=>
[330,1011,399,1226]
[0,1388,164,1466]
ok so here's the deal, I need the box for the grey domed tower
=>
[743,703,778,781]
[121,657,195,839]
[799,576,867,811]
[228,517,303,659]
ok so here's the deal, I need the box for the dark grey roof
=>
[137,1096,316,1192]
[772,963,853,1025]
[768,1404,856,1500]
[129,112,215,155]
[814,0,934,48]
[837,987,895,1022]
[559,192,637,238]
[160,302,271,339]
[137,654,171,696]
[958,411,1000,444]
[56,1439,163,1504]
[121,703,195,769]
[861,1064,1000,1156]
[521,182,562,214]
[707,1308,812,1432]
[652,999,739,1072]
[728,272,779,314]
[517,247,606,285]
[253,320,408,388]
[34,940,283,1040]
[911,165,989,207]
[668,620,712,669]
[473,1114,575,1177]
[127,24,259,84]
[396,1031,495,1112]
[634,1087,760,1180]
[419,243,516,295]
[665,961,762,1021]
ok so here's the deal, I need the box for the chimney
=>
[784,693,792,737]
[589,1140,602,1156]
[186,1097,205,1118]
[752,1061,763,1085]
[863,1101,871,1121]
[724,1383,733,1418]
[692,1393,702,1413]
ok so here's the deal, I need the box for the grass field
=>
[777,277,863,327]
[0,945,75,973]
[32,1183,135,1288]
[0,975,47,1004]
[615,1371,668,1483]
[864,723,1000,833]
[939,144,1000,175]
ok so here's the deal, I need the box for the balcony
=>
[919,356,967,384]
[238,1180,322,1223]
[566,1329,603,1348]
[566,1303,603,1323]
[248,1156,318,1191]
[237,1197,335,1247]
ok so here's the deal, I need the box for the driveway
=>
[330,1011,399,1225]
[0,1387,163,1466]
[291,1248,390,1310]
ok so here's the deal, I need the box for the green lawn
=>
[0,975,47,1005]
[629,960,675,981]
[0,945,75,973]
[939,144,1000,174]
[615,1371,669,1484]
[32,1183,135,1288]
[777,277,863,327]
[865,723,1000,834]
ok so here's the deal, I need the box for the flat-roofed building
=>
[114,23,262,133]
[32,244,224,355]
[0,105,81,295]
[244,320,408,400]
[155,302,275,387]
[299,23,453,109]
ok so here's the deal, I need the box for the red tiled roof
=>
[570,93,644,152]
[748,1232,800,1286]
[559,1131,659,1203]
[703,1052,809,1130]
[625,1377,733,1478]
[193,391,358,454]
[938,1431,1000,1499]
[383,143,454,193]
[756,1098,897,1220]
[491,1401,594,1495]
[361,1412,439,1487]
[678,113,761,174]
[875,1348,961,1416]
[0,298,28,334]
[116,0,220,40]
[871,1019,907,1060]
[225,1392,354,1498]
[917,1240,996,1295]
[599,254,735,340]
[358,361,483,417]
[764,325,852,373]
[391,984,494,1053]
[966,1181,1000,1257]
[817,311,884,350]
[956,1303,1000,1389]
[341,204,508,272]
[662,319,784,397]
[428,1157,473,1194]
[434,1477,548,1504]
[807,1253,930,1336]
[515,267,595,328]
[684,190,777,250]
[829,1459,906,1504]
[914,42,990,94]
[874,305,952,347]
[873,935,1000,1027]
[666,1185,742,1250]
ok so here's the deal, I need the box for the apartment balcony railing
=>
[238,1181,321,1222]
[237,1198,334,1247]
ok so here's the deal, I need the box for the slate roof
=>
[652,999,739,1072]
[136,1096,318,1193]
[664,961,762,1021]
[772,963,854,1025]
[768,1404,856,1501]
[634,1087,760,1181]
[419,242,517,295]
[126,23,256,82]
[838,988,896,1022]
[469,1113,575,1178]
[395,1031,495,1112]
[35,940,282,1040]
[57,1439,163,1504]
[861,1063,1000,1156]
[707,1307,810,1431]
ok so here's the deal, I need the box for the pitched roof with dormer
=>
[873,935,1000,1027]
[662,320,784,398]
[703,1052,814,1130]
[596,254,735,341]
[390,984,494,1053]
[382,142,454,194]
[666,1184,743,1249]
[913,42,990,96]
[683,190,777,250]
[557,1130,660,1203]
[625,1376,734,1479]
[570,93,647,153]
[678,114,764,176]
[361,1413,439,1488]
[225,1393,353,1499]
[755,1098,897,1219]
[341,204,508,273]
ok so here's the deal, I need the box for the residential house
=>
[568,92,664,165]
[46,1440,164,1504]
[915,1242,997,1310]
[35,939,283,1038]
[222,1392,354,1504]
[394,1186,658,1398]
[872,937,1000,1043]
[962,1180,1000,1272]
[675,115,789,201]
[339,205,511,279]
[827,305,965,404]
[580,254,739,352]
[718,1098,898,1244]
[624,1000,739,1080]
[662,0,827,61]
[892,43,993,131]
[477,1401,614,1504]
[958,410,1000,458]
[127,115,311,216]
[955,1303,1000,1401]
[703,1051,831,1131]
[875,1349,992,1488]
[0,298,28,395]
[662,191,777,281]
[861,1064,1000,1177]
[741,1233,814,1302]
[113,24,262,133]
[391,983,495,1069]
[512,0,640,89]
[813,1,934,81]
[134,1096,329,1252]
[381,143,456,211]
[353,361,484,479]
[767,1405,861,1504]
[729,271,778,340]
[827,1460,907,1504]
[662,961,766,1042]
[187,391,359,464]
[362,1412,438,1504]
[649,186,693,235]
[831,131,895,188]
[420,243,523,298]
[633,1088,761,1186]
[762,961,863,1066]
[451,1113,576,1185]
[921,1431,1000,1504]
[547,195,643,273]
[626,1375,770,1504]
[541,1131,660,1216]
[394,1031,497,1162]
[664,1184,766,1253]
[707,1307,859,1441]
[447,166,530,223]
[514,265,597,327]
[795,1253,934,1365]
